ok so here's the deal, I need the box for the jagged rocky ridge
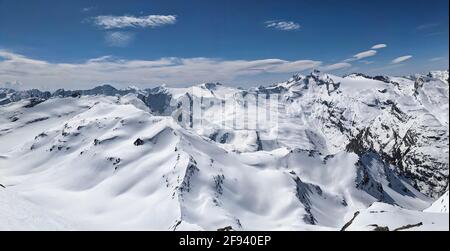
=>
[0,70,448,230]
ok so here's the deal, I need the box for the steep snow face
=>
[0,70,448,230]
[425,191,449,213]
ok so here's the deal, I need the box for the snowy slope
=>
[425,191,449,213]
[342,202,449,231]
[0,188,80,231]
[0,70,448,230]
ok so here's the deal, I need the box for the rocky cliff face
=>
[264,70,448,198]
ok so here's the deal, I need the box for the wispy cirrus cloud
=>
[104,31,135,47]
[416,22,440,30]
[0,50,324,90]
[265,20,300,31]
[391,55,413,64]
[92,15,177,29]
[429,57,444,62]
[82,6,95,13]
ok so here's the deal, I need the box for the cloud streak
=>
[319,62,352,72]
[391,55,413,64]
[345,50,377,62]
[0,50,323,90]
[82,6,95,12]
[429,57,444,62]
[353,50,377,60]
[265,20,300,31]
[92,15,177,29]
[371,44,387,49]
[104,31,135,47]
[416,23,440,30]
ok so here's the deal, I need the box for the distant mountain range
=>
[0,70,448,230]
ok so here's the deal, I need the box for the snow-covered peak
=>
[427,70,449,84]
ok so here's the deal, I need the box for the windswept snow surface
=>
[0,188,81,230]
[425,191,449,213]
[343,202,449,231]
[0,70,448,231]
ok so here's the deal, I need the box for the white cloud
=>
[92,15,177,29]
[371,44,387,49]
[265,20,300,31]
[269,60,321,73]
[353,50,377,60]
[391,55,413,64]
[0,50,322,90]
[344,50,377,62]
[319,62,352,72]
[105,31,135,47]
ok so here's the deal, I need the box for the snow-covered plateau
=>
[0,70,448,231]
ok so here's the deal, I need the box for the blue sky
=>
[0,0,448,89]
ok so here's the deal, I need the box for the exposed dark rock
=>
[25,117,49,125]
[213,174,225,196]
[171,220,182,231]
[107,157,121,166]
[340,211,360,231]
[209,132,219,141]
[178,156,200,194]
[393,222,423,231]
[255,131,263,151]
[23,98,47,108]
[219,133,230,144]
[217,226,234,231]
[93,136,119,146]
[346,105,448,198]
[203,82,222,91]
[373,76,391,83]
[369,224,390,231]
[138,87,173,114]
[133,138,144,146]
[291,174,319,225]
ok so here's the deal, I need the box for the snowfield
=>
[425,191,449,213]
[0,70,448,231]
[342,202,449,231]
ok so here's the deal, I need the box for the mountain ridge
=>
[0,70,448,230]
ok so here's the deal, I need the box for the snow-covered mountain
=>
[0,70,448,231]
